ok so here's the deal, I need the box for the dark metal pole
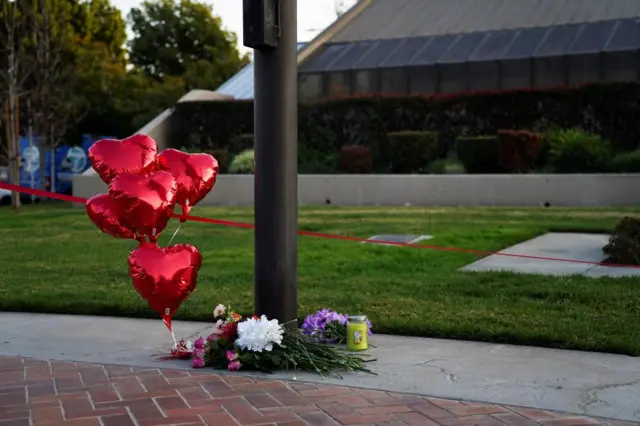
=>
[253,0,298,323]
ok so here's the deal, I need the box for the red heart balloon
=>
[89,134,158,184]
[157,149,219,219]
[128,241,202,331]
[85,193,137,240]
[109,171,177,241]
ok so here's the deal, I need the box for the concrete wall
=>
[73,174,640,207]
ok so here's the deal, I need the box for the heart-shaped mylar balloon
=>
[109,171,177,242]
[89,134,158,185]
[128,241,202,331]
[156,148,219,219]
[85,193,137,240]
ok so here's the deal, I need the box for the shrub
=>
[387,131,438,173]
[339,145,373,173]
[210,149,229,173]
[299,146,338,174]
[229,149,255,174]
[229,134,254,154]
[546,129,612,173]
[603,217,640,265]
[456,136,502,173]
[426,158,466,174]
[608,150,640,173]
[497,130,544,173]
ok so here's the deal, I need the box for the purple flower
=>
[302,309,347,337]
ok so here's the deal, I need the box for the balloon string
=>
[167,223,182,246]
[171,328,177,348]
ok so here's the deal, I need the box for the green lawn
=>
[1,204,639,355]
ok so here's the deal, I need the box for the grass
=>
[1,203,640,355]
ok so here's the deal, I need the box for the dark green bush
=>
[387,131,438,173]
[229,134,254,154]
[603,217,640,265]
[210,149,229,173]
[546,129,612,173]
[339,145,373,173]
[456,136,502,173]
[299,146,338,174]
[608,150,640,173]
[426,158,466,174]
[173,82,640,171]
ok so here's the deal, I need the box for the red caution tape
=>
[0,181,638,269]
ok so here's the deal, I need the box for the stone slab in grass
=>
[461,232,640,278]
[361,234,433,246]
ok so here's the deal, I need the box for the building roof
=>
[329,0,640,42]
[299,17,640,72]
[215,43,307,100]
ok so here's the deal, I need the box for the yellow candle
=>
[346,315,368,351]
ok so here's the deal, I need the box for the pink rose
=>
[193,348,204,358]
[227,360,241,371]
[192,357,205,368]
[225,350,238,362]
[194,337,205,349]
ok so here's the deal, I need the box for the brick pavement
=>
[0,357,636,426]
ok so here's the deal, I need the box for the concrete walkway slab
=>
[1,312,639,421]
[461,232,640,278]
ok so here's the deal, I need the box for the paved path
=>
[3,313,640,421]
[1,356,635,426]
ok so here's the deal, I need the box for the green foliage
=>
[387,131,439,173]
[497,130,544,173]
[229,149,254,174]
[608,150,640,173]
[339,145,373,174]
[229,134,254,154]
[211,149,229,173]
[456,136,502,174]
[298,146,338,174]
[176,83,640,173]
[426,158,466,174]
[127,0,249,88]
[546,129,612,173]
[603,217,640,265]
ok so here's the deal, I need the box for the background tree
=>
[128,0,249,89]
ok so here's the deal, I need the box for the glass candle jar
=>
[346,315,368,351]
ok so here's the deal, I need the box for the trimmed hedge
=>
[229,133,254,154]
[497,130,544,173]
[339,145,373,173]
[387,131,438,173]
[457,136,501,174]
[173,82,640,172]
[608,150,640,173]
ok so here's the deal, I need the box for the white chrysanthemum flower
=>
[236,315,284,352]
[213,304,226,318]
[185,340,194,351]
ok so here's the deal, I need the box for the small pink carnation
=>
[225,350,238,362]
[227,360,241,371]
[192,357,205,368]
[193,348,204,359]
[194,337,205,349]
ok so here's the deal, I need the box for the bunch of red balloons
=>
[85,134,219,332]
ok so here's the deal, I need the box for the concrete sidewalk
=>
[1,312,639,421]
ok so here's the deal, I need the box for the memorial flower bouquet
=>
[302,308,373,343]
[190,304,374,377]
